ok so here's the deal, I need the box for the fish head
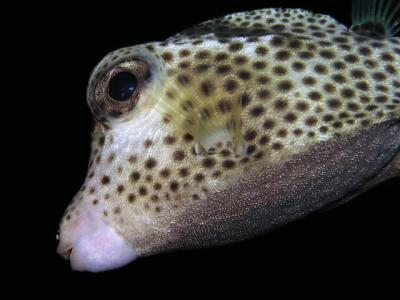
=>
[57,7,400,272]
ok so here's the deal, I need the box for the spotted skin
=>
[58,8,400,269]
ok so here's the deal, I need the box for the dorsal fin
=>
[351,0,400,38]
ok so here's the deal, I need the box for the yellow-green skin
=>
[58,8,400,268]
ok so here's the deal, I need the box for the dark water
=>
[35,0,399,293]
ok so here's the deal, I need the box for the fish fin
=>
[351,0,400,38]
[148,73,245,155]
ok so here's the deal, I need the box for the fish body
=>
[57,2,400,272]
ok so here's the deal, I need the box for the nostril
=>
[60,248,72,260]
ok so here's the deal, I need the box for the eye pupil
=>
[108,72,137,101]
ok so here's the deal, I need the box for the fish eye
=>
[108,71,138,101]
[90,58,152,120]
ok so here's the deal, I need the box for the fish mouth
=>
[56,205,137,272]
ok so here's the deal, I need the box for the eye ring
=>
[92,59,150,119]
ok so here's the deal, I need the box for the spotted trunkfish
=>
[57,0,400,272]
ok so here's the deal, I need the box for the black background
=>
[32,0,399,293]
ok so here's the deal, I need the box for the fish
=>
[57,0,400,272]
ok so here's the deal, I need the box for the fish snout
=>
[56,205,137,272]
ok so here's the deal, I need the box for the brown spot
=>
[305,116,318,126]
[212,170,222,178]
[332,74,347,84]
[314,64,327,74]
[202,158,216,168]
[344,54,359,63]
[241,94,251,107]
[270,36,285,47]
[244,130,257,141]
[381,52,394,62]
[253,61,267,70]
[229,42,243,52]
[195,64,210,73]
[224,79,238,93]
[272,143,283,150]
[92,199,98,206]
[277,80,293,92]
[163,135,176,145]
[144,158,157,169]
[173,150,185,161]
[275,50,291,60]
[295,101,309,112]
[127,193,136,203]
[107,154,115,163]
[309,91,322,101]
[113,207,121,215]
[319,50,335,59]
[192,194,200,200]
[372,72,386,81]
[358,47,372,56]
[332,61,346,70]
[177,74,191,85]
[218,99,232,113]
[144,139,153,148]
[116,185,125,194]
[195,50,210,59]
[292,61,306,71]
[220,149,231,157]
[215,52,229,62]
[170,181,179,192]
[183,133,194,142]
[237,70,252,81]
[293,129,303,136]
[333,121,343,129]
[250,106,264,117]
[277,129,288,138]
[259,135,270,145]
[356,81,369,91]
[274,98,288,111]
[284,113,298,123]
[160,168,171,178]
[257,89,270,100]
[257,76,270,84]
[138,186,148,196]
[327,98,342,109]
[375,96,388,103]
[263,119,275,130]
[323,114,334,122]
[246,145,256,155]
[101,176,110,185]
[350,69,365,79]
[347,102,359,111]
[194,173,205,182]
[298,51,313,59]
[130,171,141,182]
[273,66,287,76]
[222,160,236,169]
[234,55,248,65]
[200,81,214,96]
[162,52,173,62]
[254,151,264,160]
[255,46,268,56]
[216,65,232,75]
[302,76,316,86]
[179,49,190,57]
[341,88,355,99]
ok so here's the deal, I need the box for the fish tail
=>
[351,0,400,37]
